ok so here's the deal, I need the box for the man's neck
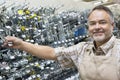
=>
[95,36,112,49]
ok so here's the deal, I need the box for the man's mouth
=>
[93,32,104,36]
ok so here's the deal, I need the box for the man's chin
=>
[93,36,105,42]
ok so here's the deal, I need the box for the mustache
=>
[93,29,104,33]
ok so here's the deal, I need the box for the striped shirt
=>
[55,35,120,80]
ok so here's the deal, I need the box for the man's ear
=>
[111,22,114,30]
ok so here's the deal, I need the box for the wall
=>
[0,0,95,13]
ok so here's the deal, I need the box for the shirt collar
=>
[93,35,116,55]
[100,35,116,54]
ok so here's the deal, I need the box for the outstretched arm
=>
[3,36,57,60]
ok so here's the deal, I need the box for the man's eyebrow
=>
[88,19,107,22]
[99,20,107,21]
[88,21,95,23]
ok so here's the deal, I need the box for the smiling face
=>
[88,10,114,46]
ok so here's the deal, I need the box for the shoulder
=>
[75,41,93,50]
[114,38,120,50]
[115,38,120,45]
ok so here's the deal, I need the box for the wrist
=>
[19,41,29,50]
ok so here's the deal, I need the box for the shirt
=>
[55,35,120,80]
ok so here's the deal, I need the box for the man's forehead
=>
[89,10,108,16]
[88,10,111,21]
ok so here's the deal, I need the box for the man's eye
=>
[99,21,107,24]
[89,22,96,26]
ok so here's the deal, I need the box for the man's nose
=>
[95,23,101,29]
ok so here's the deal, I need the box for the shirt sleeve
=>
[54,42,86,69]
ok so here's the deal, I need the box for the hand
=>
[3,36,23,49]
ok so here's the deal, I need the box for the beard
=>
[91,29,113,42]
[93,34,106,42]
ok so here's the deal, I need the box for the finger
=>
[2,42,13,48]
[5,36,15,44]
[7,42,13,46]
[2,37,13,47]
[5,36,12,41]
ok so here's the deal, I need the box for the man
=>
[3,5,120,80]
